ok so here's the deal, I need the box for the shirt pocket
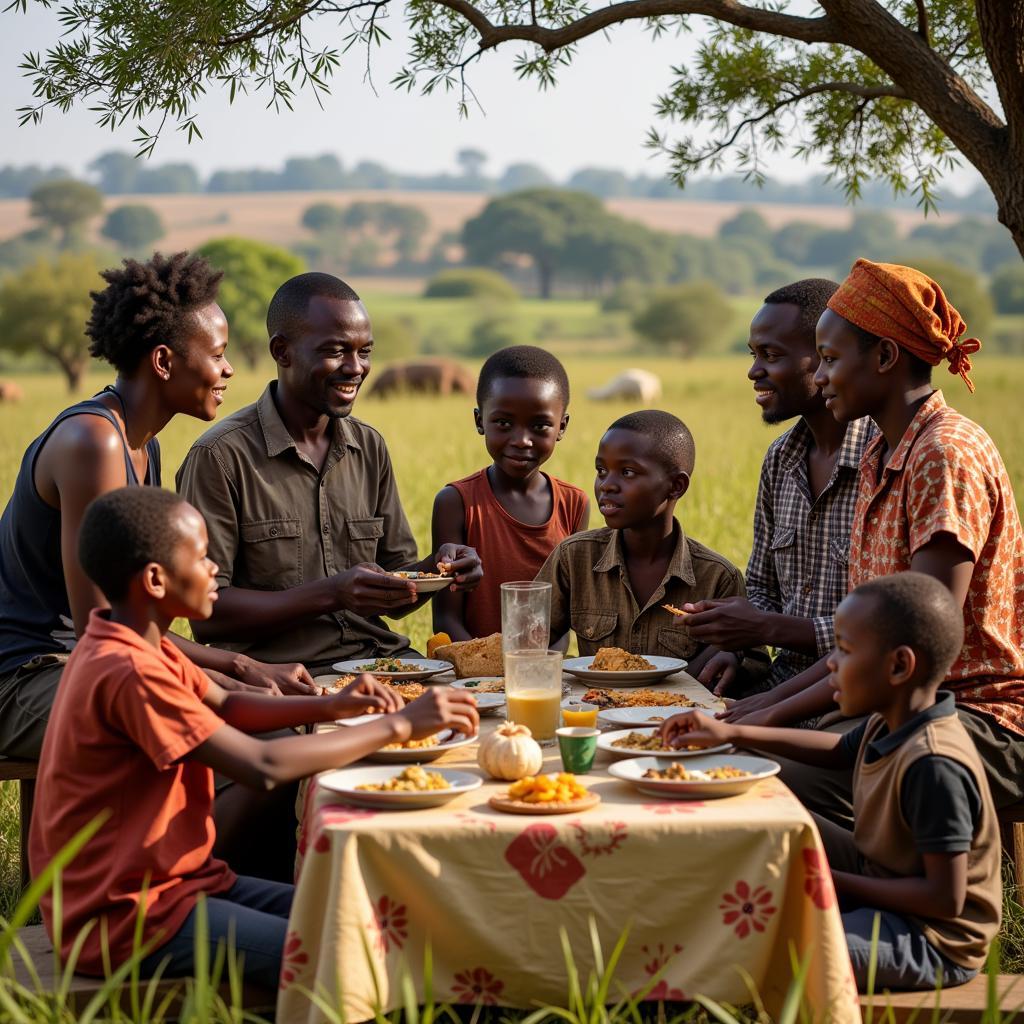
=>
[239,517,302,589]
[657,624,700,661]
[347,516,385,566]
[769,526,797,588]
[826,536,851,603]
[571,610,618,648]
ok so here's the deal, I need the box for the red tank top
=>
[450,468,588,638]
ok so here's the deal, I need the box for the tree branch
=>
[428,0,839,53]
[914,0,930,44]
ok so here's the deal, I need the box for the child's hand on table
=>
[659,710,734,749]
[396,688,480,740]
[330,674,405,717]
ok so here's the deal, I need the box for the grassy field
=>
[2,354,1024,966]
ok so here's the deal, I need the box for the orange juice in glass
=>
[505,649,562,744]
[562,702,599,728]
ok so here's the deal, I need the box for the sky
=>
[0,3,987,194]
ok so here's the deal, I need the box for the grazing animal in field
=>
[368,359,475,399]
[587,368,662,403]
[0,381,23,402]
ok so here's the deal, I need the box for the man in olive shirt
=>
[176,273,482,672]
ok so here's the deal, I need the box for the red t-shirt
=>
[29,611,235,974]
[450,468,589,638]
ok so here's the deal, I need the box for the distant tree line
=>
[0,150,996,214]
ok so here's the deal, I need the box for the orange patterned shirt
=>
[849,391,1024,736]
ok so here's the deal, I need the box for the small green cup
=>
[557,726,599,774]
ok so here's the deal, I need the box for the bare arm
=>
[191,685,480,789]
[430,486,472,642]
[833,852,968,920]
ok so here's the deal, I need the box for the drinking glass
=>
[504,649,563,745]
[500,581,551,653]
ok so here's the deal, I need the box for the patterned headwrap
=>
[827,258,981,393]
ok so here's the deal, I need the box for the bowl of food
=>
[361,728,477,763]
[563,648,686,685]
[390,569,453,593]
[608,754,780,799]
[595,705,715,727]
[596,727,730,759]
[318,765,482,808]
[332,657,453,681]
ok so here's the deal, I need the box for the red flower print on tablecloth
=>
[802,847,835,910]
[312,806,379,852]
[505,823,586,900]
[635,943,685,1001]
[279,931,309,990]
[451,967,505,1005]
[572,821,628,857]
[720,880,776,938]
[371,895,409,953]
[641,801,706,814]
[452,811,498,833]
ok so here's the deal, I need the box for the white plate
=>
[469,693,506,716]
[332,658,453,681]
[608,754,780,799]
[319,766,482,809]
[597,706,715,728]
[562,655,686,686]
[449,676,505,694]
[597,727,731,760]
[390,571,453,593]
[362,729,478,763]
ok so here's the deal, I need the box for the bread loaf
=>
[433,632,503,678]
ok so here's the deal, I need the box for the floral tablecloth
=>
[280,672,859,1024]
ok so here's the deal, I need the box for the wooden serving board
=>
[488,792,601,815]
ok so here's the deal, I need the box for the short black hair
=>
[86,252,223,375]
[606,409,695,476]
[850,572,964,686]
[476,345,570,408]
[78,487,189,601]
[763,279,840,342]
[850,321,933,385]
[266,272,361,339]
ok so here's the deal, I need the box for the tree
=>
[719,209,772,245]
[101,204,165,249]
[302,202,346,233]
[462,189,607,298]
[498,164,552,192]
[423,268,519,301]
[197,238,305,368]
[0,253,103,391]
[12,3,1024,260]
[29,180,103,248]
[456,148,488,183]
[632,282,734,356]
[991,263,1024,315]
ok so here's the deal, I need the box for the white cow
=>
[587,368,662,403]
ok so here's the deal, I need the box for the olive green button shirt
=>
[534,524,746,660]
[175,382,419,669]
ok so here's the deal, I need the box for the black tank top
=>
[0,393,161,674]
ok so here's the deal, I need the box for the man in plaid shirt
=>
[683,280,876,695]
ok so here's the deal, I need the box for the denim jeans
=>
[138,875,294,990]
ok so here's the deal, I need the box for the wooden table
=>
[281,670,859,1024]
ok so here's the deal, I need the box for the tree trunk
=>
[61,358,85,393]
[537,260,553,300]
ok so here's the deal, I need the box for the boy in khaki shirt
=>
[661,572,1001,991]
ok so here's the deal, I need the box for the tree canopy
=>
[7,1,1023,255]
[28,180,103,248]
[101,204,165,249]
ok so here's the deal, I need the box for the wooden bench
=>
[860,973,1024,1022]
[8,924,276,1017]
[0,759,37,890]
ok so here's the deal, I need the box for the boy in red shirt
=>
[30,486,477,988]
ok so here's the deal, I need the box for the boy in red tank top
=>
[432,346,589,640]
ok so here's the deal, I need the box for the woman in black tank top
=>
[0,252,316,735]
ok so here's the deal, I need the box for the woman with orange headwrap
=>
[723,259,1024,820]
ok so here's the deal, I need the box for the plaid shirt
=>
[747,416,877,684]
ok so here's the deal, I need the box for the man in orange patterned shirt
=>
[724,259,1024,821]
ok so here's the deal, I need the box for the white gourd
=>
[477,723,543,780]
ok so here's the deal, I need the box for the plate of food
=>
[608,754,780,799]
[361,728,477,763]
[389,569,453,593]
[449,676,505,694]
[582,688,698,710]
[597,727,730,759]
[314,676,429,708]
[488,772,600,815]
[596,705,715,727]
[563,648,686,685]
[319,765,482,809]
[470,693,506,716]
[332,657,453,681]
